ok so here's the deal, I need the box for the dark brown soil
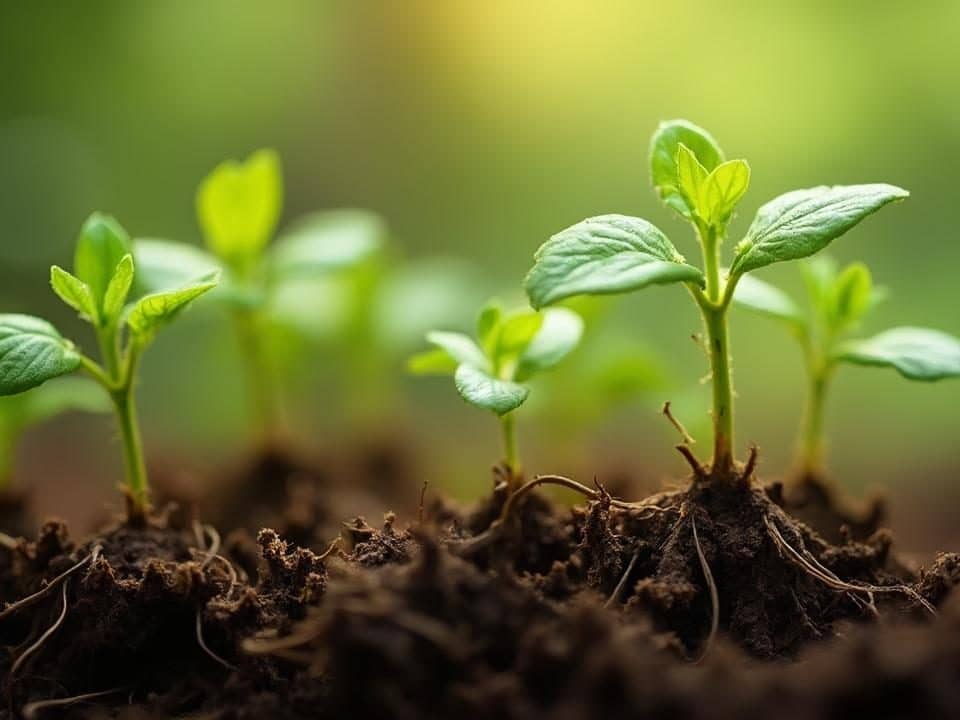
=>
[1,472,958,719]
[777,472,887,543]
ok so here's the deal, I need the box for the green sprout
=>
[410,300,583,491]
[0,213,218,521]
[734,257,960,480]
[0,377,109,490]
[524,119,909,483]
[134,149,385,440]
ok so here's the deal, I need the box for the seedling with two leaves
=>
[734,257,960,480]
[410,301,583,491]
[135,149,385,439]
[0,214,218,520]
[525,119,909,484]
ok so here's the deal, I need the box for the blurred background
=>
[1,1,958,553]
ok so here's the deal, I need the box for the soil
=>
[777,472,887,543]
[1,466,959,719]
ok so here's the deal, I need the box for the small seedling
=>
[409,300,583,491]
[135,149,385,439]
[525,119,908,483]
[0,213,218,520]
[734,257,960,479]
[0,377,109,490]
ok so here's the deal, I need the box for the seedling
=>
[525,119,908,483]
[0,213,217,520]
[409,300,583,491]
[135,149,385,439]
[0,377,109,490]
[734,257,960,479]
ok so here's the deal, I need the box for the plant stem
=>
[233,308,279,443]
[797,364,831,479]
[500,413,520,491]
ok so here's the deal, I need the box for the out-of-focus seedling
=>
[525,119,908,483]
[734,257,960,480]
[0,213,218,521]
[409,301,583,491]
[134,150,385,440]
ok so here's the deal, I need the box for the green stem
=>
[96,321,120,378]
[500,413,520,492]
[797,363,832,480]
[233,308,279,443]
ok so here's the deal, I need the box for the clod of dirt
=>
[774,472,886,543]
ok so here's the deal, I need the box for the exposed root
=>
[22,688,123,719]
[10,580,70,681]
[740,444,758,482]
[318,536,342,562]
[674,445,705,477]
[662,401,696,446]
[0,531,18,550]
[0,545,100,622]
[418,480,430,525]
[196,609,238,671]
[764,515,936,616]
[691,515,718,662]
[604,550,640,609]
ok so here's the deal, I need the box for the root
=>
[0,531,18,550]
[22,688,122,719]
[674,445,705,477]
[764,515,936,617]
[196,609,238,671]
[662,401,696,446]
[10,580,70,680]
[740,444,758,482]
[0,545,100,622]
[319,536,342,562]
[691,515,718,662]
[418,480,430,525]
[604,550,640,609]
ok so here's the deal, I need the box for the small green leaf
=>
[834,327,960,380]
[524,214,705,309]
[134,239,222,293]
[102,254,135,321]
[676,143,709,214]
[731,184,909,275]
[454,364,529,416]
[515,307,584,381]
[50,266,98,323]
[702,159,750,226]
[826,262,872,331]
[0,315,81,396]
[74,213,132,318]
[800,256,838,314]
[496,311,544,356]
[650,120,724,218]
[407,348,458,376]
[732,273,806,329]
[476,300,503,355]
[197,149,282,268]
[425,331,490,371]
[127,273,219,339]
[270,210,384,280]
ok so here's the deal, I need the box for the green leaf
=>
[270,210,384,280]
[102,254,135,321]
[0,315,81,396]
[732,273,806,329]
[50,266,97,323]
[515,307,584,381]
[702,159,750,226]
[650,119,724,218]
[74,213,132,320]
[496,310,544,356]
[800,255,838,314]
[425,331,489,371]
[197,149,282,268]
[834,327,960,381]
[676,143,709,214]
[454,364,529,416]
[826,262,872,331]
[127,273,219,339]
[731,184,909,275]
[476,300,503,355]
[134,239,222,294]
[407,348,459,376]
[524,214,705,309]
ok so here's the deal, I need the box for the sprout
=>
[734,257,960,479]
[0,213,217,520]
[410,300,583,491]
[524,119,908,482]
[134,150,386,440]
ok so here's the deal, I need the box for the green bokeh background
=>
[2,2,958,543]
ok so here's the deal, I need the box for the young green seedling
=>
[525,119,908,483]
[0,377,109,490]
[0,213,218,521]
[734,257,960,480]
[134,149,385,439]
[409,301,583,491]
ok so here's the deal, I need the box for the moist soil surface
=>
[1,470,959,719]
